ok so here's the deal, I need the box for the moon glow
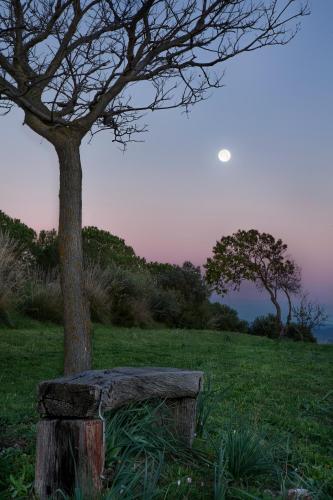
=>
[218,149,231,162]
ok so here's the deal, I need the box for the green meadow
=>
[1,322,332,498]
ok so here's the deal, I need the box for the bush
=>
[249,314,280,339]
[20,269,63,324]
[84,263,111,323]
[206,302,248,333]
[0,232,26,326]
[108,266,154,327]
[150,288,182,327]
[285,323,316,343]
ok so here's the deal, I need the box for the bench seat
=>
[38,367,203,418]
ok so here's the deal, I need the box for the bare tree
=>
[0,0,308,374]
[293,292,327,332]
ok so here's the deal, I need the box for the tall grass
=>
[20,268,63,323]
[219,424,274,481]
[84,263,111,323]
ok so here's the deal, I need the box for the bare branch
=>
[0,0,309,141]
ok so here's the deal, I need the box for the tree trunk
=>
[266,287,284,337]
[273,300,285,337]
[55,137,91,375]
[285,289,292,326]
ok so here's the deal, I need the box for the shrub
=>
[108,266,154,327]
[84,263,112,323]
[207,303,248,333]
[150,289,182,327]
[20,269,63,323]
[148,261,210,329]
[285,323,316,343]
[0,232,26,326]
[249,314,280,339]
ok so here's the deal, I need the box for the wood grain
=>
[35,419,104,499]
[38,367,203,418]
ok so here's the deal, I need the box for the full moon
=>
[218,149,231,162]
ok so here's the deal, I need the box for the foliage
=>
[149,288,182,327]
[107,266,155,327]
[250,313,319,343]
[84,263,112,324]
[205,229,301,331]
[0,211,326,337]
[148,261,210,328]
[249,314,280,339]
[196,375,230,439]
[82,227,144,269]
[33,230,59,270]
[206,302,248,333]
[0,211,36,251]
[285,323,316,343]
[0,448,34,498]
[20,269,63,324]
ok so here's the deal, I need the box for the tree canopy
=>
[205,229,301,332]
[0,0,307,144]
[0,210,36,249]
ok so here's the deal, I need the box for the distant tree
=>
[0,1,307,373]
[34,229,59,270]
[148,261,209,302]
[82,226,143,269]
[0,210,36,250]
[205,229,301,335]
[148,261,209,327]
[292,292,327,332]
[33,226,142,270]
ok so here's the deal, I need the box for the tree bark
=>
[55,137,91,375]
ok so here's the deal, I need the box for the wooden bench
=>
[35,367,203,499]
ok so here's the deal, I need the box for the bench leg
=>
[166,397,197,447]
[35,419,104,499]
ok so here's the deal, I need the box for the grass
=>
[0,320,333,498]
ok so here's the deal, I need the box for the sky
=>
[0,0,332,322]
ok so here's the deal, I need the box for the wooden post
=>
[35,419,104,499]
[166,397,197,446]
